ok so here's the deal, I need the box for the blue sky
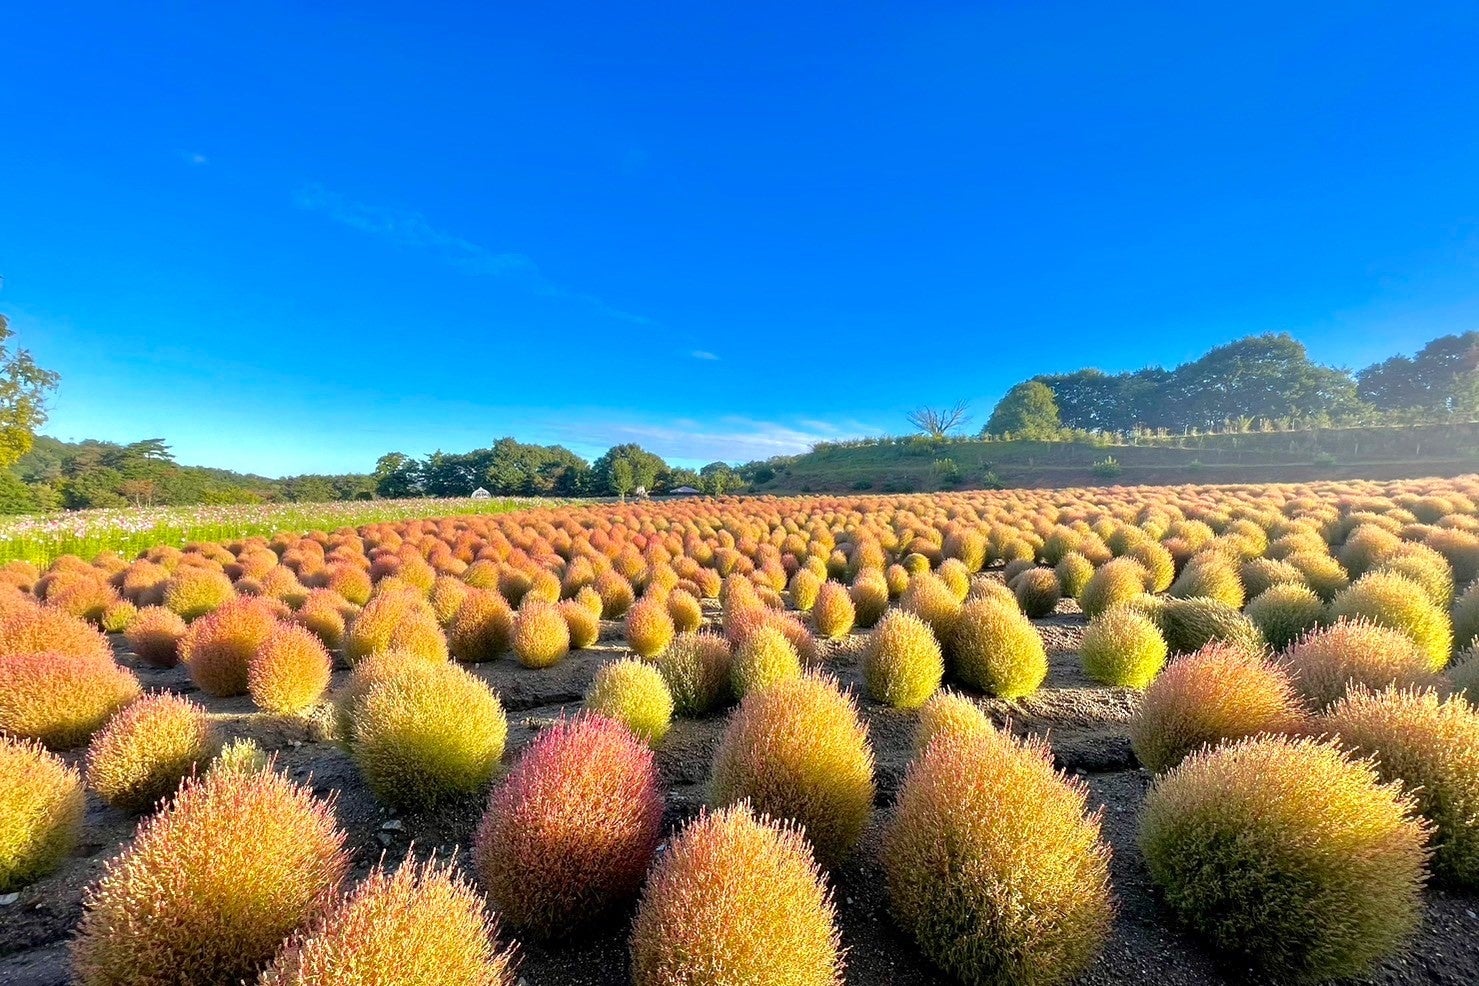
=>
[3,2,1478,477]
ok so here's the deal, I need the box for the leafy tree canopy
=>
[984,381,1062,438]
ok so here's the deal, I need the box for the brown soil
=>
[3,600,1476,986]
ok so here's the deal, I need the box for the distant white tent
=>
[470,487,492,499]
[669,486,703,496]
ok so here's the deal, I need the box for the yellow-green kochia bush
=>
[629,804,843,986]
[882,728,1113,986]
[1139,735,1429,982]
[710,673,875,867]
[71,763,349,986]
[0,737,84,892]
[1322,687,1479,886]
[862,609,943,709]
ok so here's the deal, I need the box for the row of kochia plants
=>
[2,478,1479,985]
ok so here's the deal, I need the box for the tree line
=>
[0,436,375,512]
[369,439,742,500]
[981,332,1477,438]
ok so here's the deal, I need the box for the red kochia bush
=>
[473,715,663,936]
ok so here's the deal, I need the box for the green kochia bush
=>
[1329,571,1453,671]
[1323,687,1479,886]
[1012,568,1061,618]
[1077,558,1147,618]
[1140,735,1430,982]
[1158,596,1262,655]
[862,610,944,709]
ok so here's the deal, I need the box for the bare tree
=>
[907,400,972,438]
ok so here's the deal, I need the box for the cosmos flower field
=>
[2,478,1479,986]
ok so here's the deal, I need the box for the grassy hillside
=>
[751,422,1479,494]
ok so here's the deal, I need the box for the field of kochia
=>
[2,477,1479,985]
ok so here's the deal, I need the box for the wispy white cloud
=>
[184,152,208,166]
[294,184,653,326]
[690,350,719,361]
[545,415,885,464]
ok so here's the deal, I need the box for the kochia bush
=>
[810,581,855,640]
[1284,620,1439,710]
[1244,582,1325,652]
[1322,687,1479,886]
[729,624,802,698]
[85,693,218,813]
[710,673,875,867]
[161,566,235,621]
[1139,736,1429,982]
[625,595,676,658]
[0,737,85,892]
[249,623,333,715]
[260,855,517,986]
[1012,567,1062,618]
[1329,571,1453,670]
[474,715,663,935]
[448,589,514,663]
[882,729,1113,986]
[1130,643,1306,772]
[124,606,189,667]
[1077,557,1147,618]
[179,597,281,697]
[350,663,508,807]
[584,658,674,746]
[1080,606,1167,688]
[71,764,349,986]
[629,804,843,986]
[949,597,1048,699]
[0,651,141,749]
[913,689,996,752]
[861,609,943,709]
[512,600,570,669]
[0,605,112,662]
[656,631,732,715]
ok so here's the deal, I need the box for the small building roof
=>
[669,486,703,495]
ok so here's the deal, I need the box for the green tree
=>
[1358,332,1479,413]
[666,467,701,491]
[0,472,39,514]
[592,444,668,495]
[373,452,422,499]
[0,314,61,468]
[610,458,635,499]
[700,461,739,495]
[984,381,1061,438]
[281,475,337,502]
[1163,334,1361,429]
[1034,368,1169,432]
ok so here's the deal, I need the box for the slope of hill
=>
[748,422,1479,494]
